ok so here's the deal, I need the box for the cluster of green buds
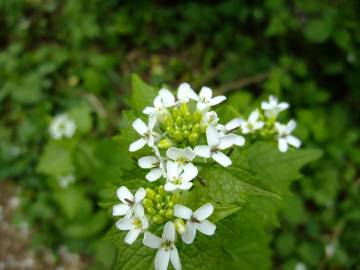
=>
[159,103,205,148]
[144,186,180,224]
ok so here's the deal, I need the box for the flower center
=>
[132,217,143,229]
[161,240,174,251]
[172,177,183,185]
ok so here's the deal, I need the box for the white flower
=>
[164,161,197,192]
[295,262,307,270]
[58,174,75,188]
[143,88,176,116]
[196,87,226,111]
[112,186,146,218]
[129,115,159,152]
[200,111,219,128]
[261,95,289,118]
[217,119,245,147]
[194,125,235,167]
[166,147,196,168]
[325,243,336,258]
[177,83,198,103]
[49,114,76,140]
[138,147,166,182]
[239,110,265,134]
[174,203,216,244]
[275,120,301,152]
[143,221,181,270]
[115,204,149,245]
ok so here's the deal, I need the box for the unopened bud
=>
[153,214,164,224]
[193,111,202,122]
[188,133,199,145]
[165,209,174,219]
[158,138,173,149]
[174,218,186,234]
[146,189,156,200]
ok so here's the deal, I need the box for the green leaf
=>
[68,104,93,135]
[128,74,157,114]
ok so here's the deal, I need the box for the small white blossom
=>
[164,161,198,192]
[138,147,166,182]
[325,243,336,258]
[166,147,196,169]
[112,186,146,218]
[116,204,149,245]
[194,125,235,167]
[275,120,301,152]
[49,114,76,140]
[295,262,307,270]
[143,88,176,117]
[143,221,181,270]
[174,203,216,244]
[195,87,226,111]
[239,110,265,134]
[129,115,159,152]
[217,119,245,146]
[200,111,219,128]
[177,83,198,103]
[261,95,289,118]
[58,174,75,188]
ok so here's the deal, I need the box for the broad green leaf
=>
[128,74,157,114]
[68,104,93,135]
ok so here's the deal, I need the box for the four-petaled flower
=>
[176,82,198,103]
[138,147,166,182]
[166,147,196,169]
[49,114,76,140]
[194,125,235,167]
[174,203,216,244]
[261,95,289,118]
[116,204,149,245]
[275,120,301,152]
[200,111,219,128]
[239,110,265,134]
[113,186,146,218]
[164,161,198,192]
[129,115,159,152]
[195,86,226,111]
[143,221,181,270]
[143,88,176,117]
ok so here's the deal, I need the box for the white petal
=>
[133,204,145,217]
[159,88,175,107]
[153,96,163,108]
[183,147,196,161]
[155,248,170,270]
[196,220,216,235]
[253,121,265,130]
[140,216,149,229]
[138,156,159,169]
[166,161,181,179]
[174,204,193,220]
[112,204,130,216]
[164,182,178,192]
[261,101,271,110]
[275,122,285,134]
[143,107,156,115]
[146,168,163,182]
[143,232,162,249]
[287,135,301,148]
[116,218,133,231]
[248,110,259,123]
[278,138,288,152]
[196,101,209,111]
[129,138,147,152]
[211,151,232,167]
[170,247,182,270]
[193,203,214,221]
[166,147,182,161]
[148,114,157,130]
[179,182,193,191]
[209,95,226,106]
[194,145,211,158]
[132,118,148,135]
[206,125,220,147]
[217,135,235,150]
[134,188,146,203]
[177,83,197,101]
[182,222,197,244]
[278,102,289,110]
[162,221,176,241]
[125,229,141,245]
[225,118,242,131]
[181,163,198,181]
[117,186,134,203]
[199,86,212,100]
[286,120,296,134]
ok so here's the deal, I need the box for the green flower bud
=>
[146,189,156,200]
[176,116,184,126]
[193,111,202,122]
[153,214,164,224]
[184,112,192,121]
[180,103,189,115]
[192,123,200,133]
[143,198,154,208]
[158,138,173,149]
[165,195,172,203]
[174,130,183,141]
[174,218,186,234]
[189,133,199,145]
[155,194,163,203]
[165,209,174,219]
[163,115,174,126]
[183,130,190,138]
[166,126,175,135]
[172,108,180,118]
[146,207,157,216]
[158,186,166,196]
[168,201,174,208]
[172,192,180,202]
[156,203,163,209]
[159,209,165,217]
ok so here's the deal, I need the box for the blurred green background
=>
[0,0,359,269]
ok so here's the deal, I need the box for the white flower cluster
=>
[113,83,302,270]
[49,113,76,140]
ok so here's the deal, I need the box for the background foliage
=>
[0,0,359,269]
